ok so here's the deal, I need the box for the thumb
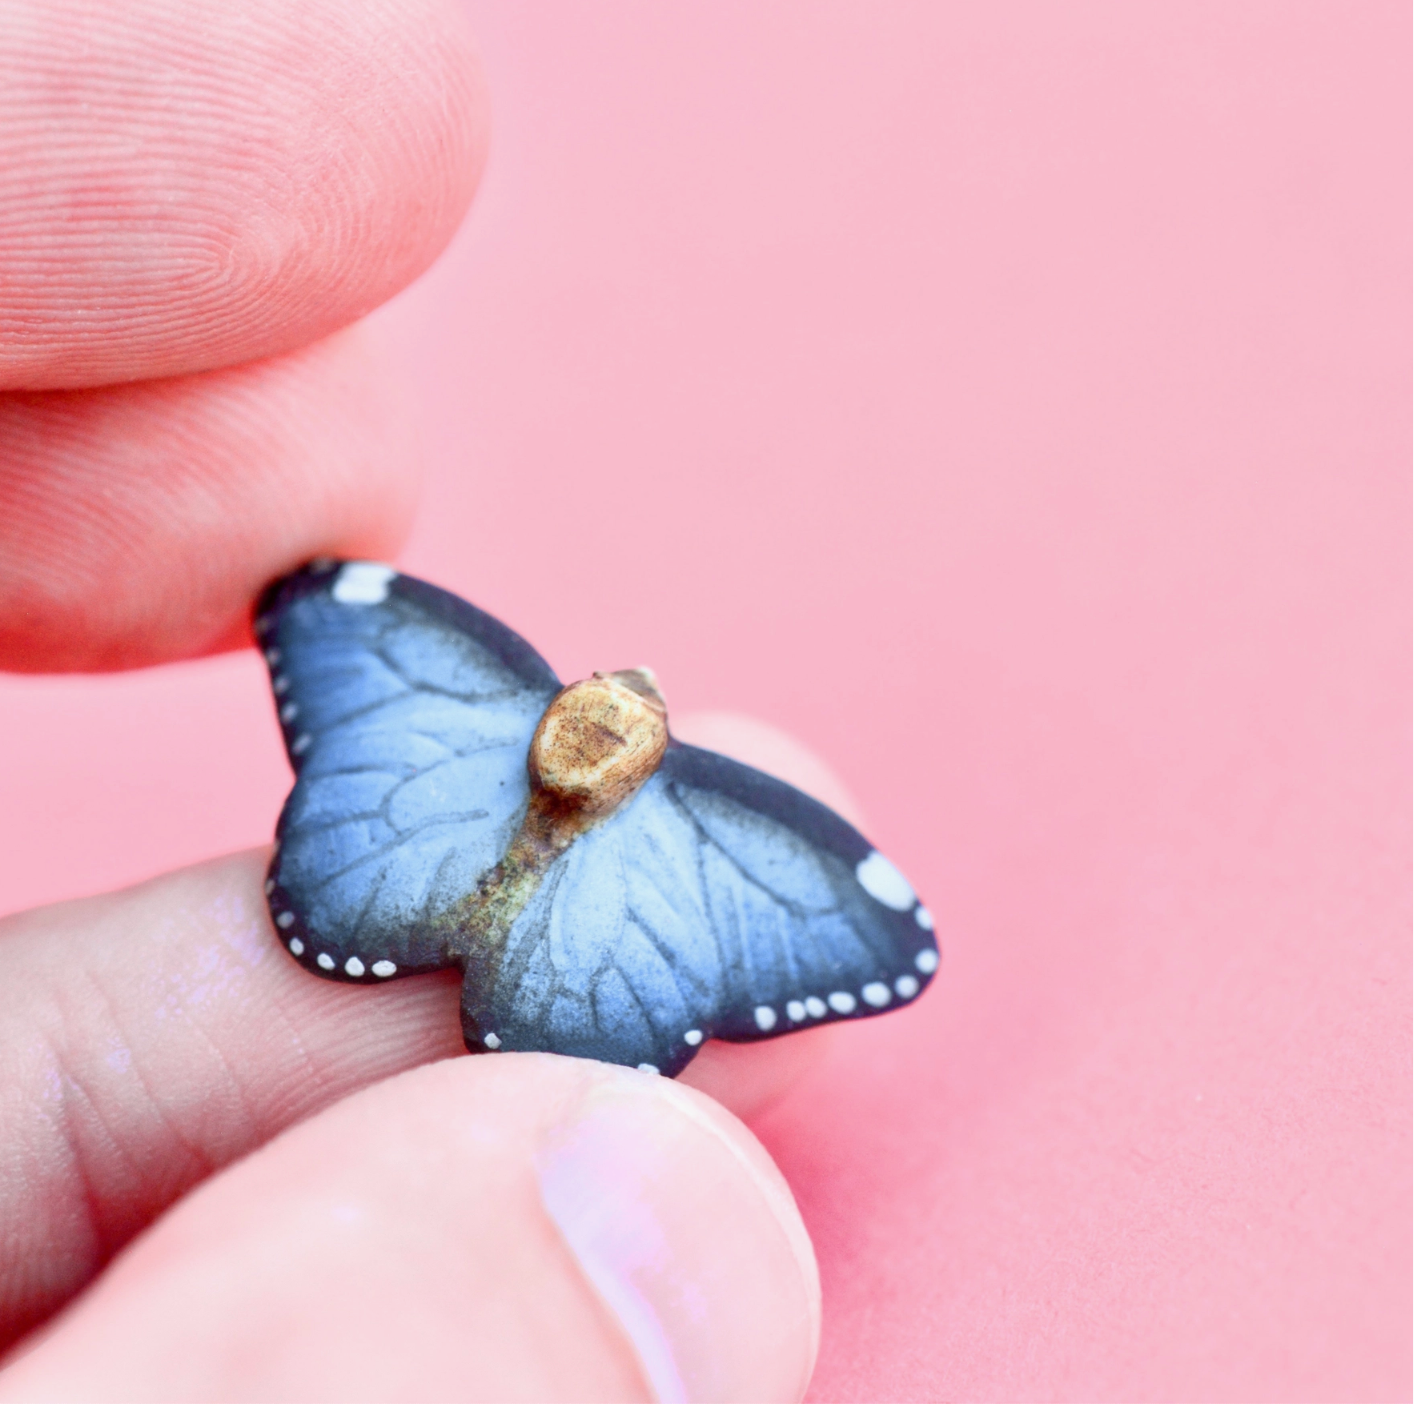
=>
[0,1055,820,1404]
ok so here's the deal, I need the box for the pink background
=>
[0,3,1407,1398]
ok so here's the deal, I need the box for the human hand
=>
[0,3,823,1397]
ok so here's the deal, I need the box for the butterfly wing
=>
[259,561,561,982]
[463,741,938,1076]
[661,742,939,1036]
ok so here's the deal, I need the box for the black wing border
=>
[254,560,562,695]
[660,739,874,866]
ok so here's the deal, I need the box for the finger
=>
[0,326,419,671]
[0,717,851,1350]
[0,851,461,1352]
[0,0,486,391]
[0,1058,820,1403]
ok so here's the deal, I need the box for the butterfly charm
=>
[255,560,938,1077]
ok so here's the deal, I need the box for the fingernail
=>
[537,1076,820,1404]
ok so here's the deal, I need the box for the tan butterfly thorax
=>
[440,669,668,965]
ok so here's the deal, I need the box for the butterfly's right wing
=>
[258,561,561,981]
[658,743,938,1041]
[464,742,937,1076]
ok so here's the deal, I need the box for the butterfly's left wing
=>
[462,741,938,1076]
[258,560,561,981]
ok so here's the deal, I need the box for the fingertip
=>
[0,1057,819,1403]
[0,0,491,388]
[0,326,421,671]
[541,1064,822,1402]
[678,1022,840,1121]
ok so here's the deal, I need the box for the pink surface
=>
[0,2,1407,1398]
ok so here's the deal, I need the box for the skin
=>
[0,3,851,1398]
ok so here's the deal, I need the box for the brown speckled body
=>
[442,669,668,966]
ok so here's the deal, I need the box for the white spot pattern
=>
[331,561,397,605]
[264,648,281,666]
[275,911,294,929]
[279,702,298,723]
[345,957,365,977]
[637,1063,660,1075]
[754,1005,777,1031]
[894,974,920,998]
[786,999,807,1022]
[684,1029,703,1046]
[805,996,827,1019]
[915,948,939,974]
[862,981,892,1008]
[855,851,916,911]
[484,1032,502,1050]
[372,960,397,978]
[272,675,289,695]
[288,938,305,957]
[290,733,311,756]
[828,991,858,1014]
[264,878,275,895]
[316,953,335,970]
[915,905,935,930]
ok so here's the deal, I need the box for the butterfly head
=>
[528,669,669,820]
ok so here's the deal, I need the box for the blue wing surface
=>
[258,562,561,980]
[467,742,939,1075]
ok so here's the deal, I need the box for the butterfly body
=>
[258,560,938,1077]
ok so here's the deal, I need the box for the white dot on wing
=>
[637,1063,660,1075]
[272,675,289,695]
[288,938,305,957]
[855,850,916,911]
[264,647,280,666]
[915,905,935,930]
[275,911,294,929]
[316,953,335,970]
[264,878,275,895]
[331,561,397,605]
[894,974,920,998]
[805,996,827,1019]
[861,981,892,1008]
[786,1000,807,1022]
[828,991,857,1014]
[344,957,365,977]
[372,960,397,978]
[483,1032,501,1050]
[280,702,298,723]
[915,948,939,974]
[754,1005,777,1031]
[684,1028,703,1046]
[290,734,311,755]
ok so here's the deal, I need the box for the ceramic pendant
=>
[256,560,938,1076]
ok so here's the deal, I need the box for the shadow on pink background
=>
[0,3,1407,1398]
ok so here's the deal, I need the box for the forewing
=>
[258,561,561,982]
[463,742,937,1076]
[660,744,938,1040]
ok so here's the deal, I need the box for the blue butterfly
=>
[256,560,938,1077]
